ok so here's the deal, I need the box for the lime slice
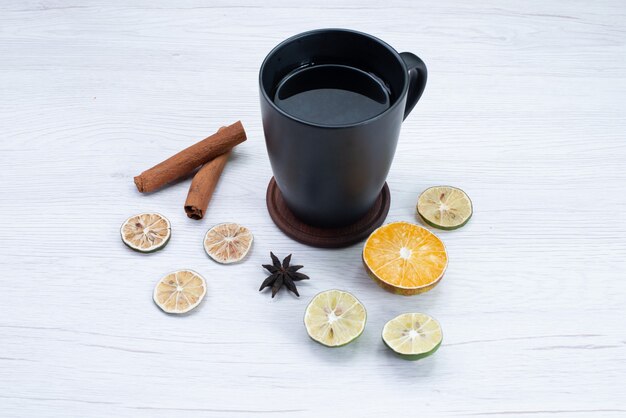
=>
[204,222,253,264]
[417,186,472,230]
[121,213,171,253]
[304,290,367,347]
[382,313,442,360]
[153,270,206,314]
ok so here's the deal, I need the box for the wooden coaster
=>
[266,177,390,248]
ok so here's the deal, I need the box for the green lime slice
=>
[121,213,171,253]
[304,290,367,347]
[417,186,472,230]
[382,313,442,360]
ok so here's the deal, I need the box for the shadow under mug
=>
[260,29,427,228]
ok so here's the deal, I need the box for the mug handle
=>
[400,52,428,120]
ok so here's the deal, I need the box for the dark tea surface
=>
[273,64,391,126]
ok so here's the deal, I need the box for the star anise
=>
[259,252,309,298]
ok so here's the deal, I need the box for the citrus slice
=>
[203,222,253,264]
[304,290,367,347]
[121,213,171,253]
[363,221,447,295]
[417,186,472,230]
[153,269,206,314]
[382,313,442,360]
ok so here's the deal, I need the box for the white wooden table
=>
[1,1,625,416]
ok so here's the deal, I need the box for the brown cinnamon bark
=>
[133,121,246,193]
[184,150,231,220]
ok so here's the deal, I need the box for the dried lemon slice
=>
[363,221,448,295]
[382,313,442,360]
[304,290,367,347]
[121,213,171,253]
[417,186,472,230]
[204,222,253,264]
[153,270,206,314]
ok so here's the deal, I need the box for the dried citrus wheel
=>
[203,222,253,264]
[363,221,447,295]
[304,290,367,347]
[417,186,472,230]
[382,313,443,360]
[120,213,171,253]
[153,270,206,314]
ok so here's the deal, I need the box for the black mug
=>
[260,29,427,227]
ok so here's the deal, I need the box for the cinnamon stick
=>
[184,150,231,220]
[134,121,246,193]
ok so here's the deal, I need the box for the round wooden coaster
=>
[266,177,390,248]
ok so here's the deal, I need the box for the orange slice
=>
[362,222,447,295]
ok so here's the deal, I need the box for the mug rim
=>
[259,28,409,129]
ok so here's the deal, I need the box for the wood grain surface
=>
[1,1,625,416]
